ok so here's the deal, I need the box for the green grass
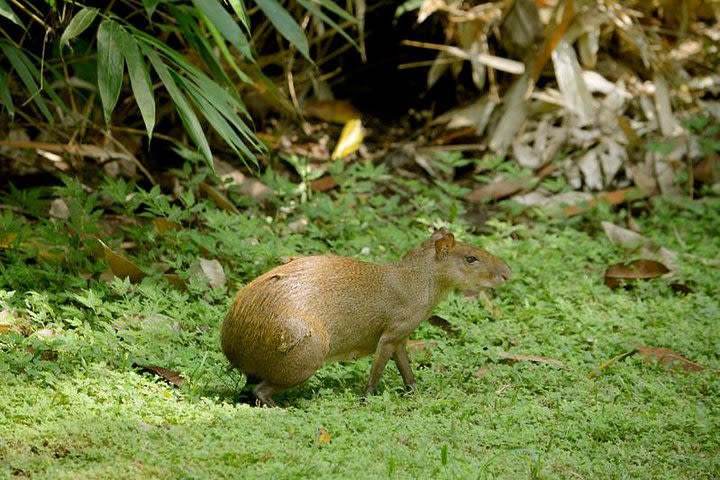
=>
[1,167,719,479]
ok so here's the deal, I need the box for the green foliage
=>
[0,171,719,478]
[0,0,358,167]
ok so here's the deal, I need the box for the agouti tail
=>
[221,228,510,406]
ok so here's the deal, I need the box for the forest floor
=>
[1,164,719,479]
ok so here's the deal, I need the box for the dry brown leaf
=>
[561,188,647,217]
[193,258,226,289]
[136,364,185,387]
[49,198,70,220]
[303,100,362,124]
[497,351,566,368]
[636,346,704,372]
[310,175,338,192]
[694,154,719,184]
[601,221,678,269]
[99,239,146,283]
[163,273,186,289]
[199,182,239,214]
[466,176,538,203]
[427,315,459,336]
[604,259,670,289]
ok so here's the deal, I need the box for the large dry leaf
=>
[99,239,145,283]
[561,188,647,216]
[636,346,704,372]
[303,100,362,124]
[136,364,185,387]
[466,175,538,203]
[551,38,594,122]
[604,259,670,289]
[601,221,678,268]
[427,314,459,336]
[192,258,226,290]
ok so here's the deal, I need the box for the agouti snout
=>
[221,228,510,406]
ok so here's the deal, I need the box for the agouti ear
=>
[434,232,455,259]
[430,227,450,241]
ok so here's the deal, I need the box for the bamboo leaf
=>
[191,0,252,59]
[60,7,99,51]
[142,47,212,165]
[0,69,15,117]
[121,30,155,141]
[0,0,23,28]
[181,74,258,163]
[254,0,310,60]
[0,41,52,122]
[142,0,162,18]
[297,0,358,51]
[314,0,358,23]
[227,0,251,33]
[97,19,125,125]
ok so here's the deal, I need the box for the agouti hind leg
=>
[252,381,284,407]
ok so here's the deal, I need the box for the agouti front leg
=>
[392,341,416,391]
[365,338,416,395]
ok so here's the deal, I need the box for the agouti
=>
[221,228,511,406]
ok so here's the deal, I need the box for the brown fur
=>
[221,228,511,406]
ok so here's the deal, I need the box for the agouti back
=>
[221,228,511,406]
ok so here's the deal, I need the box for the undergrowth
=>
[1,162,718,479]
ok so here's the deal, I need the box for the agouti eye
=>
[465,255,478,264]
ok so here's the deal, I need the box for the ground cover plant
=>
[1,163,719,479]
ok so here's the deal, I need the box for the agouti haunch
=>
[221,228,511,406]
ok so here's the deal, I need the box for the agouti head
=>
[221,227,510,406]
[404,227,511,291]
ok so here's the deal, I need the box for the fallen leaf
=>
[473,367,491,379]
[636,346,704,372]
[99,239,146,283]
[693,154,719,184]
[316,427,332,446]
[465,175,537,203]
[136,364,185,387]
[331,118,364,160]
[601,221,678,269]
[154,218,182,234]
[199,182,239,214]
[562,188,647,217]
[310,175,338,192]
[497,351,566,368]
[49,198,70,220]
[427,315,459,336]
[193,258,226,289]
[604,259,670,289]
[163,273,186,289]
[303,99,361,124]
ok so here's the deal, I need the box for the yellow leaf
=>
[316,427,331,446]
[303,100,362,124]
[331,119,364,160]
